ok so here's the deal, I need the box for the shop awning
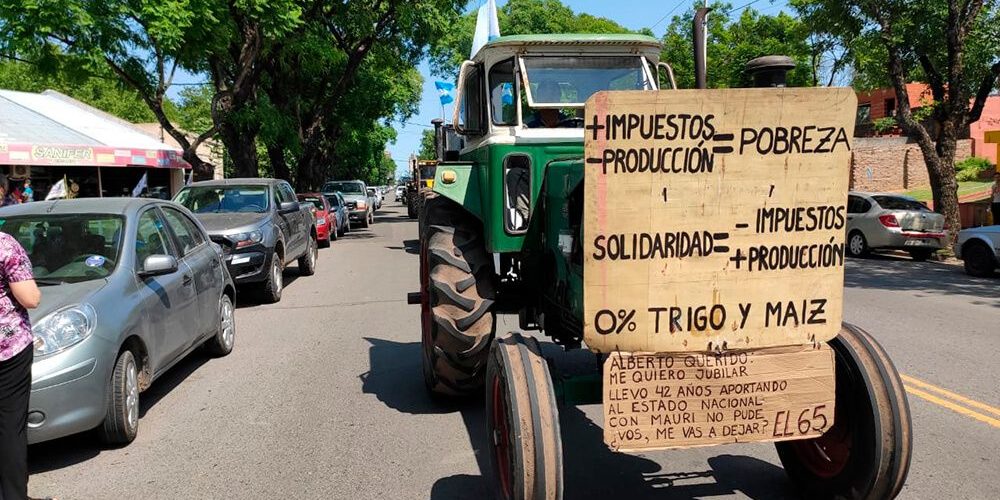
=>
[0,89,190,169]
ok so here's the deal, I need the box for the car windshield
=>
[175,186,269,214]
[323,182,364,195]
[300,197,325,210]
[873,196,930,212]
[367,189,376,196]
[0,214,124,284]
[520,56,653,106]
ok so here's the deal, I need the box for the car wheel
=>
[369,211,374,224]
[262,253,283,303]
[847,231,869,257]
[100,350,140,445]
[360,214,370,228]
[963,241,996,277]
[298,237,318,276]
[322,228,334,246]
[206,294,236,357]
[908,249,934,261]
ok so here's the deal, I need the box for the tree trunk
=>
[218,122,259,178]
[267,143,291,182]
[184,151,215,182]
[911,126,961,245]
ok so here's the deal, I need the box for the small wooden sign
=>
[603,344,835,451]
[583,88,856,353]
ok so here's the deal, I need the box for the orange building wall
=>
[968,95,1000,164]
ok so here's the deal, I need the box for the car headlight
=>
[317,217,327,225]
[229,230,264,249]
[356,201,367,209]
[33,304,97,356]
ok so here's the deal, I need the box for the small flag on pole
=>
[45,178,66,200]
[435,81,455,105]
[470,0,501,58]
[131,172,148,197]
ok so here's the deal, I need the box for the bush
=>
[872,117,898,134]
[955,156,994,182]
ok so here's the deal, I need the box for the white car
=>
[955,225,1000,276]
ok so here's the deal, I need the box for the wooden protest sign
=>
[583,88,856,353]
[603,344,835,451]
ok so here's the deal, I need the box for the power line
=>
[650,1,686,32]
[724,0,766,16]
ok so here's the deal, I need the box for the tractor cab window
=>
[489,58,517,126]
[519,56,653,128]
[459,64,485,135]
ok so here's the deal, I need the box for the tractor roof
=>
[475,33,662,59]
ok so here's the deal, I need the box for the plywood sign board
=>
[583,88,856,353]
[603,344,835,451]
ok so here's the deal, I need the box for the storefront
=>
[0,89,190,202]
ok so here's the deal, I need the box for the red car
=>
[298,193,336,247]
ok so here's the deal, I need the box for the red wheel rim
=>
[491,375,514,498]
[420,243,432,348]
[789,415,852,478]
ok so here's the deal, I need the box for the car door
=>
[279,182,306,256]
[133,208,199,369]
[160,205,223,340]
[271,185,294,264]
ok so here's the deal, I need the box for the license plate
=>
[603,344,835,452]
[904,239,929,246]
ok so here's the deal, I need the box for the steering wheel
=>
[558,117,584,128]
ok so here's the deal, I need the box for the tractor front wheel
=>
[420,195,495,396]
[776,323,912,500]
[485,333,563,500]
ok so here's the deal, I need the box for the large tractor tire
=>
[485,333,563,500]
[776,323,912,500]
[419,194,496,397]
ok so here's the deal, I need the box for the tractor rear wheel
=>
[420,194,495,396]
[485,333,563,500]
[776,323,912,500]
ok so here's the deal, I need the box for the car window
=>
[136,209,175,268]
[847,195,862,214]
[323,182,365,194]
[160,207,206,256]
[0,214,124,283]
[299,197,325,211]
[175,185,269,214]
[279,183,296,203]
[872,196,929,212]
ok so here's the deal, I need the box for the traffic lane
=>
[843,255,999,406]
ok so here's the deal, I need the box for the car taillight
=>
[878,214,899,228]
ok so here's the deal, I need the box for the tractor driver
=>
[526,81,567,128]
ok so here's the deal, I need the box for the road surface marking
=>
[901,375,1000,429]
[901,374,1000,417]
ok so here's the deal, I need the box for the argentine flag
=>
[470,0,501,58]
[435,81,455,105]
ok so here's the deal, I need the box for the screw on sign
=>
[595,309,638,335]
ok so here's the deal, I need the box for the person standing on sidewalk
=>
[0,231,41,500]
[992,171,1000,225]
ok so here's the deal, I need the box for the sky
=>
[386,0,792,176]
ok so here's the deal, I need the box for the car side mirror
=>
[279,201,300,213]
[140,254,178,277]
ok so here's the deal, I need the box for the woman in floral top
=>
[0,231,41,500]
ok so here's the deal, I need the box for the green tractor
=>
[411,29,911,500]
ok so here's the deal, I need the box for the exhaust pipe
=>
[693,7,711,89]
[431,118,444,161]
[745,56,796,88]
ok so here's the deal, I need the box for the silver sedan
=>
[0,198,236,445]
[846,192,946,261]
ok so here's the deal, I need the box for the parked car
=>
[395,185,405,200]
[955,225,1000,276]
[321,191,350,238]
[298,193,336,247]
[846,192,946,261]
[0,198,236,445]
[174,178,318,303]
[367,187,383,210]
[322,180,373,228]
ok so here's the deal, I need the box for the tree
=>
[429,0,635,77]
[660,2,818,89]
[794,0,1000,242]
[418,129,437,160]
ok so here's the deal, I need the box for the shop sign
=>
[31,145,94,163]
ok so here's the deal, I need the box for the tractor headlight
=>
[33,304,97,356]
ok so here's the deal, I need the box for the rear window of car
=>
[299,197,324,210]
[872,196,930,212]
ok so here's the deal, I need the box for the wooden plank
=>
[602,344,835,452]
[583,88,857,352]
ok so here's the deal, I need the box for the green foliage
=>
[955,157,994,182]
[429,0,634,77]
[418,129,437,160]
[660,2,816,89]
[872,116,897,134]
[0,60,155,122]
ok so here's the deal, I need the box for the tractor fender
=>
[431,162,483,221]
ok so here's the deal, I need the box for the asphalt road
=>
[28,198,999,499]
